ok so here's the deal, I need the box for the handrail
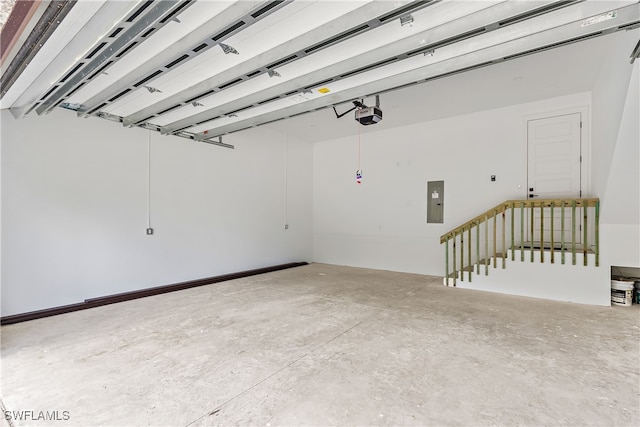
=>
[440,197,600,286]
[440,198,599,243]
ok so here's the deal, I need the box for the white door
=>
[527,112,582,245]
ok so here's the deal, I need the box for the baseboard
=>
[1,262,308,326]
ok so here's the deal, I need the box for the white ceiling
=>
[1,0,639,148]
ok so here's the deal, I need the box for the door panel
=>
[527,113,582,245]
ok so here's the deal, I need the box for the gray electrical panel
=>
[427,181,444,223]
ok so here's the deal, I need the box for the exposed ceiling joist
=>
[120,0,427,128]
[153,0,447,133]
[33,0,196,116]
[191,2,640,139]
[76,0,292,119]
[4,1,141,116]
[1,0,638,149]
[158,0,575,136]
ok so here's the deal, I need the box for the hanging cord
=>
[358,119,361,170]
[284,134,288,227]
[355,118,362,184]
[147,130,151,229]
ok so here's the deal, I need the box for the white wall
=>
[600,59,640,272]
[1,109,313,316]
[590,30,638,199]
[313,92,591,276]
[456,251,609,306]
[600,56,640,225]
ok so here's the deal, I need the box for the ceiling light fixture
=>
[423,49,435,56]
[144,86,162,94]
[400,14,414,27]
[268,70,281,78]
[191,101,204,107]
[219,43,239,55]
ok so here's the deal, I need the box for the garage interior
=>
[1,0,639,426]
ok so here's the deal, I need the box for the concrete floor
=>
[1,263,639,426]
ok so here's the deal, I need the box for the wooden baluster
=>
[561,201,566,265]
[583,201,588,266]
[550,201,555,264]
[530,203,534,262]
[445,237,449,286]
[493,211,497,268]
[572,200,576,265]
[476,222,480,274]
[511,203,515,261]
[540,202,544,263]
[595,200,600,267]
[461,227,464,280]
[468,226,472,282]
[440,198,600,281]
[452,233,457,286]
[502,209,506,269]
[485,214,489,276]
[520,202,524,262]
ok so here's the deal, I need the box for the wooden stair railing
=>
[440,198,600,286]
